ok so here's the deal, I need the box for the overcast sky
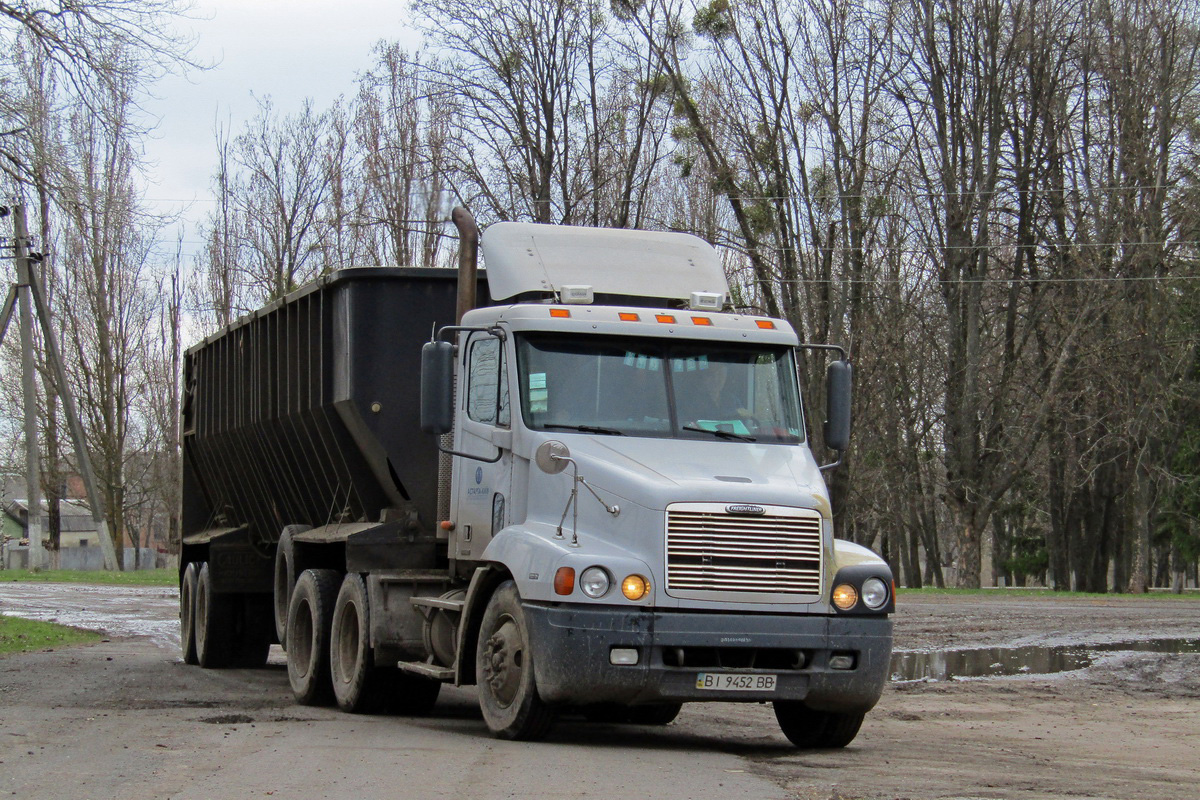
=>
[141,0,422,260]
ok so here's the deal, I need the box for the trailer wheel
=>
[273,525,308,649]
[475,580,554,740]
[179,562,199,665]
[330,573,378,712]
[287,568,339,705]
[773,701,864,748]
[195,562,234,668]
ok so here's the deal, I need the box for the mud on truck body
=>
[179,210,894,745]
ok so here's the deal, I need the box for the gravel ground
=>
[1,583,1198,800]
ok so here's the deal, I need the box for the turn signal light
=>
[832,583,858,610]
[554,567,575,595]
[622,574,649,600]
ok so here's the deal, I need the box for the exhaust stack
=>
[452,207,480,324]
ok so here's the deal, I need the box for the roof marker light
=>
[619,312,640,322]
[550,308,571,318]
[691,316,712,326]
[756,319,776,329]
[655,314,676,324]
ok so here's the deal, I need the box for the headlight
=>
[861,577,889,609]
[579,566,611,598]
[832,583,858,610]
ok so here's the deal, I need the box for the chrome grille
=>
[666,504,823,601]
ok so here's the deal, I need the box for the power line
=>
[758,274,1200,285]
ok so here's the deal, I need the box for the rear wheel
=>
[476,580,554,740]
[273,525,308,649]
[330,573,379,712]
[287,568,340,705]
[773,702,864,748]
[179,562,199,665]
[195,562,234,668]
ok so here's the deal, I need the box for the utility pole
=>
[13,206,44,569]
[1,204,118,570]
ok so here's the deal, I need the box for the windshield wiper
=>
[542,423,625,436]
[682,425,757,442]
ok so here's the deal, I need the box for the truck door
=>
[451,332,513,561]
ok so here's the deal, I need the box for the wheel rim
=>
[293,598,314,678]
[335,601,360,684]
[196,577,208,646]
[181,579,193,630]
[481,614,525,709]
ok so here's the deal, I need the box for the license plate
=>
[695,672,777,692]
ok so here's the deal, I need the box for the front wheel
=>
[475,580,554,740]
[773,701,864,748]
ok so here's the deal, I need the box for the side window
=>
[466,336,509,426]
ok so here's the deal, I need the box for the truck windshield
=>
[516,333,804,444]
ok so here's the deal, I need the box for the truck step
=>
[409,596,465,613]
[397,661,454,681]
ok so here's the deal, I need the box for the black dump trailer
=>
[179,267,481,670]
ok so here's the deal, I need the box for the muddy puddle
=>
[891,638,1200,681]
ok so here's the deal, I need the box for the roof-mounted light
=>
[689,291,724,311]
[559,285,594,304]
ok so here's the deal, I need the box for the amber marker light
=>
[622,574,649,601]
[756,319,776,329]
[549,308,571,318]
[832,583,858,610]
[554,567,576,595]
[690,316,712,326]
[655,314,676,324]
[618,312,641,321]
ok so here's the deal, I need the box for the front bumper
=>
[523,603,893,710]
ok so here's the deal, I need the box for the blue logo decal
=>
[475,467,483,485]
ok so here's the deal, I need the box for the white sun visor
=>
[481,222,729,304]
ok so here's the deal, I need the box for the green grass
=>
[0,614,101,656]
[0,568,176,587]
[897,586,1200,600]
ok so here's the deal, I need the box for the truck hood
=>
[547,434,829,513]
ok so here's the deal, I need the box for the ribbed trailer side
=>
[180,268,469,556]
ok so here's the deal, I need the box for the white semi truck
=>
[179,209,894,745]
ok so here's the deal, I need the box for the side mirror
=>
[420,341,455,434]
[823,360,852,452]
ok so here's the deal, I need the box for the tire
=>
[627,702,682,726]
[195,562,234,668]
[475,580,554,740]
[273,525,308,649]
[287,568,340,706]
[330,573,379,712]
[179,562,199,665]
[773,702,865,748]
